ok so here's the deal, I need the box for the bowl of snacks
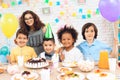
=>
[78,56,94,72]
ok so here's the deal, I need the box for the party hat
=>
[44,23,53,39]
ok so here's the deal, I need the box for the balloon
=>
[0,13,18,38]
[99,0,120,22]
[0,13,2,18]
[0,55,7,63]
[0,46,10,56]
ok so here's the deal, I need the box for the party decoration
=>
[17,0,22,5]
[49,2,53,6]
[72,12,77,17]
[77,0,86,4]
[78,8,83,13]
[64,0,68,4]
[96,8,100,15]
[0,55,7,63]
[56,1,60,6]
[11,1,16,6]
[82,15,86,19]
[0,46,9,56]
[0,13,2,18]
[60,11,64,16]
[99,0,120,22]
[0,13,18,38]
[87,10,91,14]
[42,7,51,14]
[44,23,53,39]
[45,0,49,3]
[87,14,91,18]
[55,18,59,23]
[2,3,8,8]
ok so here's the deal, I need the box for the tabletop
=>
[0,62,120,80]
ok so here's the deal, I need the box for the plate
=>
[57,72,85,80]
[24,62,49,68]
[11,72,38,80]
[62,62,77,67]
[57,67,72,73]
[87,72,116,80]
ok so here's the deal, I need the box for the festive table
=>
[0,63,120,80]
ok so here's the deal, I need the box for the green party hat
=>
[44,23,53,39]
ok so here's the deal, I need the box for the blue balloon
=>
[0,55,7,63]
[0,46,9,56]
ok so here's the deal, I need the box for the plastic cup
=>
[108,58,116,72]
[17,56,24,67]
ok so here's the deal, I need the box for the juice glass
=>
[98,50,109,69]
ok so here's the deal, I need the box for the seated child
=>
[39,37,55,60]
[10,28,37,64]
[57,25,83,63]
[77,23,116,64]
[39,24,56,60]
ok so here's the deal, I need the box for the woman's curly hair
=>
[19,10,45,31]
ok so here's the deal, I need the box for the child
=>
[10,28,37,64]
[39,24,56,60]
[77,22,117,64]
[57,25,83,63]
[39,36,55,60]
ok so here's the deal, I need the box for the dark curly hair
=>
[15,28,28,44]
[82,22,98,40]
[19,10,45,31]
[57,25,78,45]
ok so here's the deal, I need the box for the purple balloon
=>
[99,0,120,22]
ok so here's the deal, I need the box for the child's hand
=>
[59,53,65,61]
[6,55,11,63]
[55,47,64,54]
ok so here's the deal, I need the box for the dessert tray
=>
[57,72,85,80]
[11,71,38,80]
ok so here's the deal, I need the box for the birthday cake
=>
[24,57,49,68]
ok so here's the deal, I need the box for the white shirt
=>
[62,47,83,63]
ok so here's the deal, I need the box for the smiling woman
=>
[19,10,46,56]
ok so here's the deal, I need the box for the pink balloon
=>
[99,0,120,22]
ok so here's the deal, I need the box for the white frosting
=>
[25,58,49,68]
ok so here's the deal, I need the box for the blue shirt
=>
[77,39,112,62]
